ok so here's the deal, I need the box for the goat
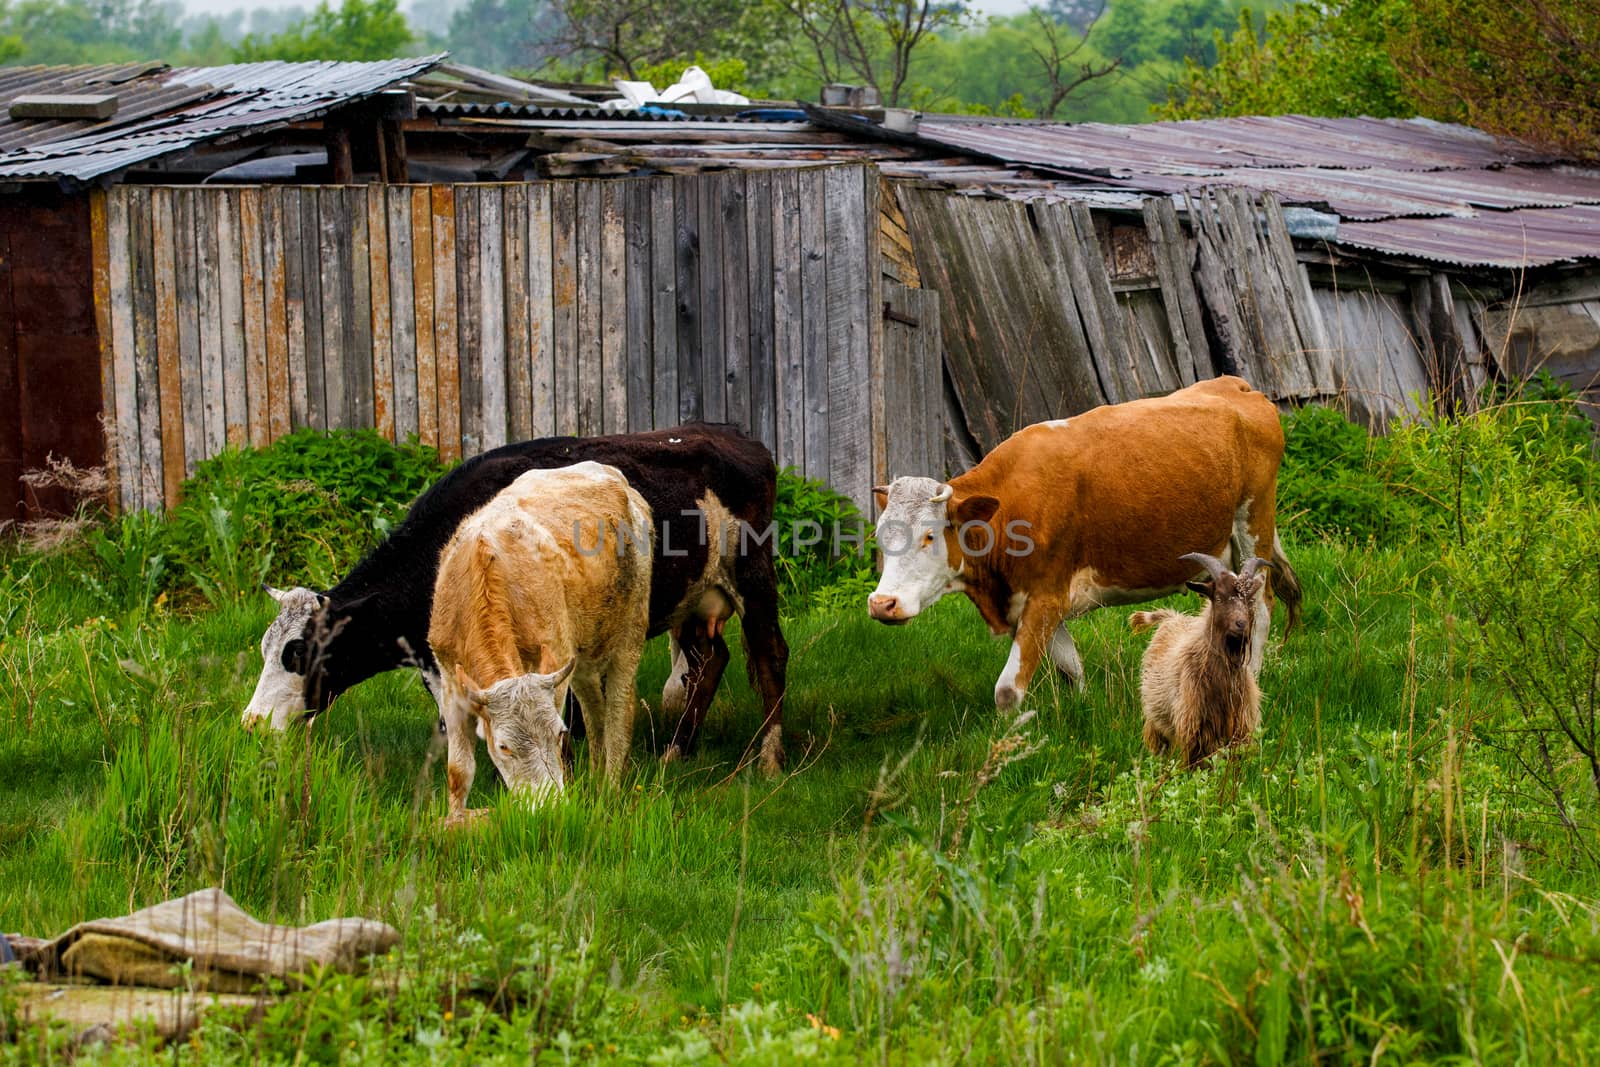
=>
[1129,553,1271,768]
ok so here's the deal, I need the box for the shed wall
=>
[94,166,926,513]
[1,188,104,522]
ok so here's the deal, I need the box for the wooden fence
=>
[93,164,944,513]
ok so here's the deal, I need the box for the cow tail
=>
[1270,533,1303,635]
[1129,610,1171,634]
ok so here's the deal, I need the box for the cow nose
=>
[868,594,900,620]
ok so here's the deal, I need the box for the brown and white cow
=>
[867,375,1302,709]
[428,462,653,820]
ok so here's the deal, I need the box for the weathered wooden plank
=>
[824,166,870,505]
[280,188,310,430]
[239,188,270,447]
[648,178,678,431]
[150,188,186,504]
[454,185,476,454]
[88,190,118,509]
[1070,201,1144,400]
[501,184,532,442]
[720,170,751,434]
[190,191,227,456]
[386,187,418,442]
[431,185,462,461]
[697,173,726,423]
[746,172,776,452]
[672,174,702,423]
[214,190,248,448]
[344,188,374,430]
[298,188,326,430]
[105,190,140,510]
[451,187,480,454]
[914,288,944,476]
[127,187,163,507]
[367,185,395,440]
[599,182,628,434]
[550,182,579,435]
[1188,189,1260,391]
[410,187,438,449]
[261,189,292,442]
[527,183,555,438]
[476,185,508,452]
[171,189,205,477]
[798,168,829,483]
[316,187,347,430]
[1261,194,1335,393]
[623,180,653,432]
[770,170,804,472]
[575,181,603,436]
[864,169,886,489]
[882,281,916,482]
[1142,198,1197,387]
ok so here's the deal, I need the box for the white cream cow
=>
[428,462,653,820]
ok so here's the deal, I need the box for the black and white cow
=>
[243,424,789,772]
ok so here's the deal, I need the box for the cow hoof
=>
[441,808,489,830]
[995,684,1023,710]
[662,744,684,765]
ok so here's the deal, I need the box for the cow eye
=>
[281,639,308,673]
[921,531,935,547]
[498,742,514,756]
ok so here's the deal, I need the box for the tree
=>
[232,0,414,62]
[1393,0,1600,160]
[529,0,784,80]
[445,0,561,71]
[782,0,969,107]
[1158,1,1411,120]
[0,0,183,64]
[1025,5,1122,118]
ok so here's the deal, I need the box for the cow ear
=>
[872,484,890,509]
[454,664,488,706]
[954,494,1000,526]
[1186,580,1214,599]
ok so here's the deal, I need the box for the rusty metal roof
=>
[902,113,1600,269]
[0,55,442,184]
[1335,204,1600,268]
[915,114,1556,177]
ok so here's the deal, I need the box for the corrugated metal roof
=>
[1335,204,1600,268]
[900,113,1600,269]
[0,55,442,183]
[916,114,1555,177]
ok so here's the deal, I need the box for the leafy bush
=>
[164,430,446,598]
[772,468,872,608]
[1277,404,1411,544]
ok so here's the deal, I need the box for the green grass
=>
[3,534,1600,1063]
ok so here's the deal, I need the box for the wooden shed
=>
[4,59,1598,523]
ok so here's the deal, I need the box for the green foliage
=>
[1277,404,1410,544]
[0,0,182,64]
[232,0,415,62]
[1160,0,1413,120]
[772,467,871,609]
[633,54,751,95]
[163,429,445,599]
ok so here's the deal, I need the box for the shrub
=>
[1277,404,1410,544]
[164,430,446,599]
[772,468,872,609]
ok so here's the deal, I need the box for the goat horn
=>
[929,484,953,504]
[1179,552,1227,582]
[1238,556,1273,581]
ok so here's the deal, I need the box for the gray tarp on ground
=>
[18,887,399,992]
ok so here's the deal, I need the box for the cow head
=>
[242,585,327,731]
[868,476,1000,624]
[456,662,575,804]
